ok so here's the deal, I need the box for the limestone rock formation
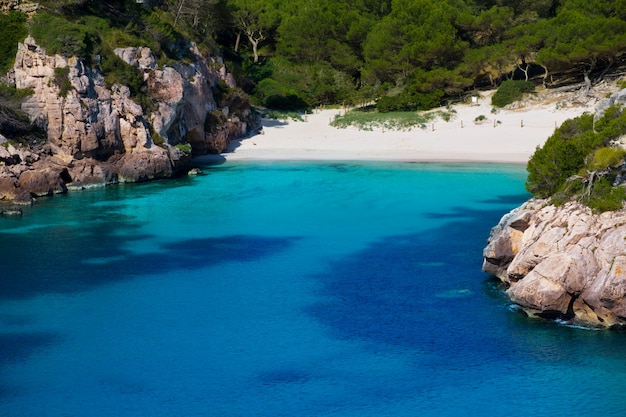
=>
[1,36,254,204]
[483,199,626,328]
[0,0,38,14]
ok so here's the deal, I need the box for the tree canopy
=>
[4,0,626,111]
[215,0,626,111]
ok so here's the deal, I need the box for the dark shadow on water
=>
[0,332,61,398]
[306,191,626,377]
[306,199,523,358]
[478,193,531,205]
[0,332,59,365]
[0,182,299,398]
[0,220,299,300]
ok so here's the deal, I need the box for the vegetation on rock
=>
[0,83,42,145]
[0,10,27,73]
[526,104,626,211]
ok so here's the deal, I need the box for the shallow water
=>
[1,161,625,416]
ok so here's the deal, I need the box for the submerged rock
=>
[483,199,626,328]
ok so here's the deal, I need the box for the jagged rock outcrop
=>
[483,199,626,328]
[1,36,254,204]
[595,89,626,123]
[0,0,38,14]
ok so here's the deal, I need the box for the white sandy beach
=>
[201,90,600,164]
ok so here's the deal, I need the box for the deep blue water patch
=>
[307,194,526,362]
[0,227,297,300]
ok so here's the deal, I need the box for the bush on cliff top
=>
[526,105,626,211]
[0,11,28,74]
[29,11,95,58]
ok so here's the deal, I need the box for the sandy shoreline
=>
[196,91,596,165]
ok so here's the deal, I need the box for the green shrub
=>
[594,105,626,141]
[376,90,444,113]
[376,93,414,113]
[220,88,251,117]
[0,11,27,73]
[526,107,626,211]
[0,83,34,104]
[491,80,535,108]
[29,11,94,58]
[253,78,309,110]
[526,114,598,197]
[253,78,286,104]
[53,67,72,97]
[0,83,44,144]
[586,177,626,212]
[205,110,227,134]
[174,142,192,153]
[211,80,229,105]
[98,46,151,111]
[152,133,165,146]
[265,94,309,111]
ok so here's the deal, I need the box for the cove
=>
[1,161,625,417]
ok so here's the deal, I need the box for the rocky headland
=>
[483,199,626,328]
[483,89,626,329]
[0,36,255,206]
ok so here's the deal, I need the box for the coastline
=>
[196,91,596,165]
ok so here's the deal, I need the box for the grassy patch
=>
[586,147,626,171]
[330,108,454,131]
[174,143,192,153]
[263,110,304,122]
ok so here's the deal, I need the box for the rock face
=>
[1,36,254,204]
[483,199,626,328]
[0,0,39,14]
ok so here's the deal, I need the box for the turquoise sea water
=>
[1,161,626,417]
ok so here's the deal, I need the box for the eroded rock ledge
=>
[0,37,254,205]
[483,199,626,328]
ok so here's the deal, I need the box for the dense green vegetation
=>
[211,0,626,112]
[0,11,28,73]
[3,0,625,113]
[526,106,626,212]
[491,80,535,107]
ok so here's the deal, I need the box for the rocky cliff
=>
[0,36,254,205]
[483,199,626,328]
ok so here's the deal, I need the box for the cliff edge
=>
[483,199,626,328]
[0,36,255,205]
